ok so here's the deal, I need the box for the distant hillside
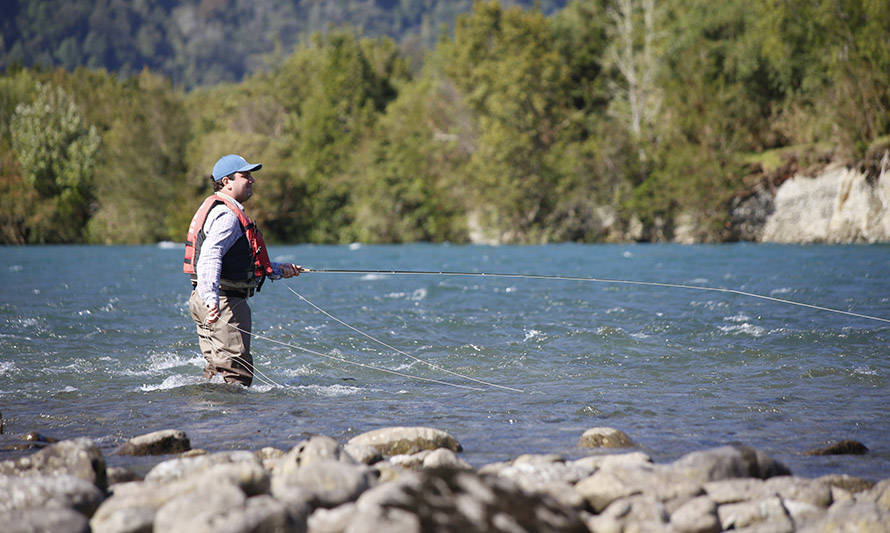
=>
[0,0,566,87]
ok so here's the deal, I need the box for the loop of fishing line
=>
[221,321,486,391]
[285,285,523,393]
[300,268,890,324]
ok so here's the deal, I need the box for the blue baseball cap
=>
[211,154,262,181]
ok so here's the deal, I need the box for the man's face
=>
[225,171,254,202]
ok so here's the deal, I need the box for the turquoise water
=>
[1,243,888,479]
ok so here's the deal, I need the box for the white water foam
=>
[523,329,542,342]
[139,374,208,391]
[361,274,388,281]
[157,241,180,249]
[120,353,204,377]
[295,383,363,397]
[718,323,766,337]
[0,361,16,376]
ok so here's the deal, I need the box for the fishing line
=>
[219,320,487,392]
[285,285,523,393]
[301,268,890,324]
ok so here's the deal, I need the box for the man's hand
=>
[280,263,302,278]
[206,302,220,324]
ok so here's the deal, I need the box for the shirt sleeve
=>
[195,206,243,307]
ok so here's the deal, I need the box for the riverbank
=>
[2,426,888,532]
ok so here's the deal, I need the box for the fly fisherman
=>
[183,154,301,386]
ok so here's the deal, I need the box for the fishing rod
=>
[300,268,890,325]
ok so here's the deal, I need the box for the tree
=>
[11,81,100,242]
[441,1,578,242]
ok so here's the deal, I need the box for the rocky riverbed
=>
[1,426,888,533]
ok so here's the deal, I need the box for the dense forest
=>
[1,0,888,245]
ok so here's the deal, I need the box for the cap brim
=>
[237,163,262,173]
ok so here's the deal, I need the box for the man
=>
[183,154,300,386]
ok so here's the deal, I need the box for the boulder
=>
[804,440,869,456]
[92,461,272,532]
[0,437,107,490]
[0,473,105,516]
[0,507,90,533]
[145,450,262,486]
[276,436,357,479]
[307,503,358,533]
[814,500,890,532]
[344,443,383,465]
[578,427,634,449]
[347,426,461,456]
[670,445,790,483]
[717,496,792,531]
[152,481,245,533]
[816,474,875,494]
[348,468,585,532]
[106,466,142,485]
[422,448,472,471]
[117,429,190,456]
[389,451,433,471]
[670,495,720,533]
[271,459,376,508]
[574,461,703,514]
[571,451,651,471]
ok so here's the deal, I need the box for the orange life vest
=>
[183,195,275,285]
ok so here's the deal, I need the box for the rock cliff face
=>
[759,164,890,243]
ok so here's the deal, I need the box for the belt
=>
[192,283,254,299]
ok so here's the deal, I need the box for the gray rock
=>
[145,450,263,486]
[600,494,670,532]
[861,479,890,511]
[277,436,357,479]
[717,496,792,531]
[704,478,766,504]
[92,461,270,532]
[670,495,720,533]
[575,469,639,512]
[117,429,190,456]
[345,506,420,533]
[0,507,91,533]
[764,476,832,508]
[0,473,105,516]
[571,451,652,471]
[388,450,432,471]
[90,505,155,533]
[344,443,382,465]
[671,445,790,483]
[575,462,703,514]
[816,474,875,494]
[422,448,472,471]
[346,426,462,456]
[807,500,890,533]
[0,438,107,490]
[358,468,585,532]
[783,499,826,528]
[106,466,142,485]
[307,503,357,533]
[272,459,375,508]
[579,427,635,449]
[152,481,246,532]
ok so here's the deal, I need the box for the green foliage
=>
[10,82,100,242]
[1,0,888,245]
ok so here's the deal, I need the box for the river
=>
[1,243,888,478]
